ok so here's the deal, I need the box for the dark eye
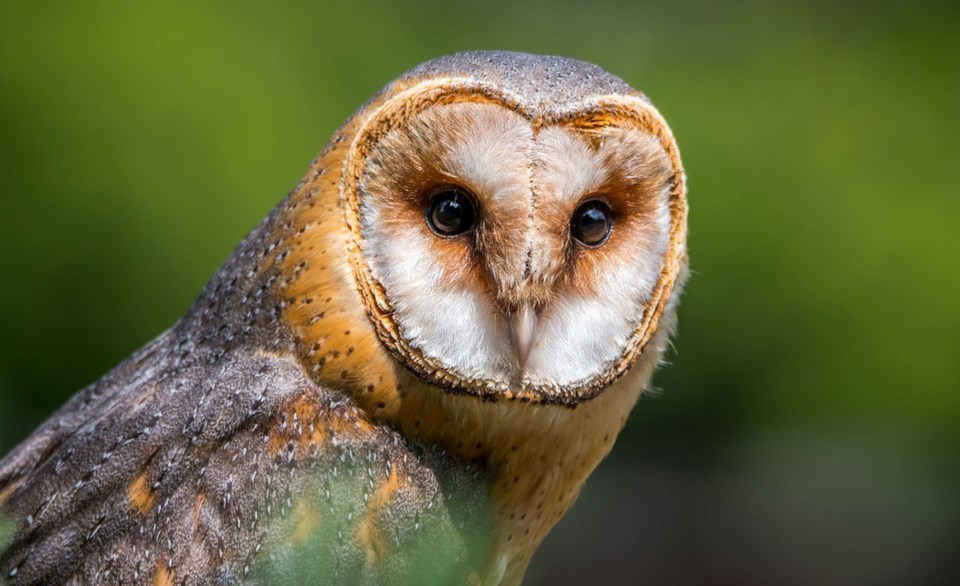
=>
[571,199,613,247]
[426,187,477,237]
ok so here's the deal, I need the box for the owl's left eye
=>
[426,187,478,237]
[571,199,613,247]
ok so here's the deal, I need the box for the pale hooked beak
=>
[508,303,539,373]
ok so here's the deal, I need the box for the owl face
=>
[343,78,685,405]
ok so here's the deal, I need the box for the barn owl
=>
[0,51,687,585]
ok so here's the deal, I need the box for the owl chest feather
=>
[390,354,655,585]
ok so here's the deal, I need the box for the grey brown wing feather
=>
[0,332,491,585]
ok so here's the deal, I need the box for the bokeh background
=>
[1,1,957,584]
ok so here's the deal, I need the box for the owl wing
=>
[0,329,492,585]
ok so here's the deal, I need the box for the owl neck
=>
[392,355,656,585]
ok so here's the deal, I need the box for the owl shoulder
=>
[0,331,491,585]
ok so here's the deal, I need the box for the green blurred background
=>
[1,0,957,584]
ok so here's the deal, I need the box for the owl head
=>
[290,52,687,408]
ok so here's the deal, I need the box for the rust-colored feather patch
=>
[192,491,206,538]
[268,391,377,460]
[357,465,405,565]
[0,477,23,505]
[128,469,157,516]
[153,559,173,586]
[290,500,322,545]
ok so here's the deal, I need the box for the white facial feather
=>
[364,222,513,383]
[358,102,673,392]
[522,126,672,386]
[359,104,530,384]
[534,126,608,204]
[445,109,533,206]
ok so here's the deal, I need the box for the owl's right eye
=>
[426,187,478,237]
